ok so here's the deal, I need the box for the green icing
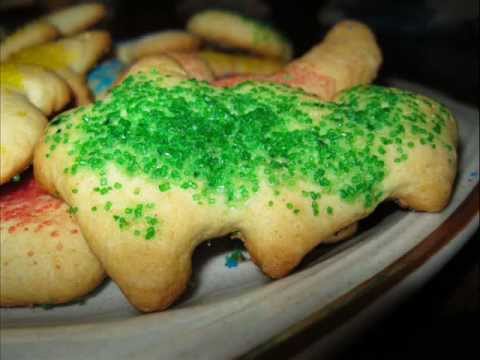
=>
[45,72,452,225]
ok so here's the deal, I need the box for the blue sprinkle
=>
[87,59,125,97]
[225,250,246,268]
[225,257,238,268]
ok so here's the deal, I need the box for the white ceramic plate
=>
[1,80,478,360]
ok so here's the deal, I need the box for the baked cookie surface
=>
[214,20,382,100]
[43,3,107,36]
[0,90,47,185]
[8,31,111,105]
[0,173,105,307]
[34,62,457,312]
[0,22,58,62]
[0,3,106,62]
[1,62,71,115]
[0,62,72,184]
[199,50,283,77]
[187,9,292,61]
[116,31,202,64]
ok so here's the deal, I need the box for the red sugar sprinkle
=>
[213,63,335,99]
[0,174,77,236]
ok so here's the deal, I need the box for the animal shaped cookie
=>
[34,58,457,312]
[0,173,105,307]
[7,31,111,105]
[215,20,382,100]
[187,9,292,61]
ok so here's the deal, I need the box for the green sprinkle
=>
[145,226,156,240]
[12,175,21,182]
[158,183,171,192]
[134,204,144,218]
[327,206,334,215]
[44,73,452,214]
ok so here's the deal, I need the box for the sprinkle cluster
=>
[45,71,451,236]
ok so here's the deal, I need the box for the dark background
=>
[0,0,478,358]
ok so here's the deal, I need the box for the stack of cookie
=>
[88,9,382,102]
[89,9,295,98]
[1,3,110,307]
[0,6,458,314]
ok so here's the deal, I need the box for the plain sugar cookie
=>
[187,9,292,61]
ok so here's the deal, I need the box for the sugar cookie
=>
[34,59,457,312]
[0,3,106,62]
[0,90,47,185]
[0,22,58,62]
[215,20,382,100]
[116,31,202,64]
[0,62,72,184]
[8,31,112,104]
[0,173,105,307]
[43,3,107,36]
[187,9,292,61]
[1,62,71,115]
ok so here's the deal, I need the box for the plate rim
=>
[240,184,479,359]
